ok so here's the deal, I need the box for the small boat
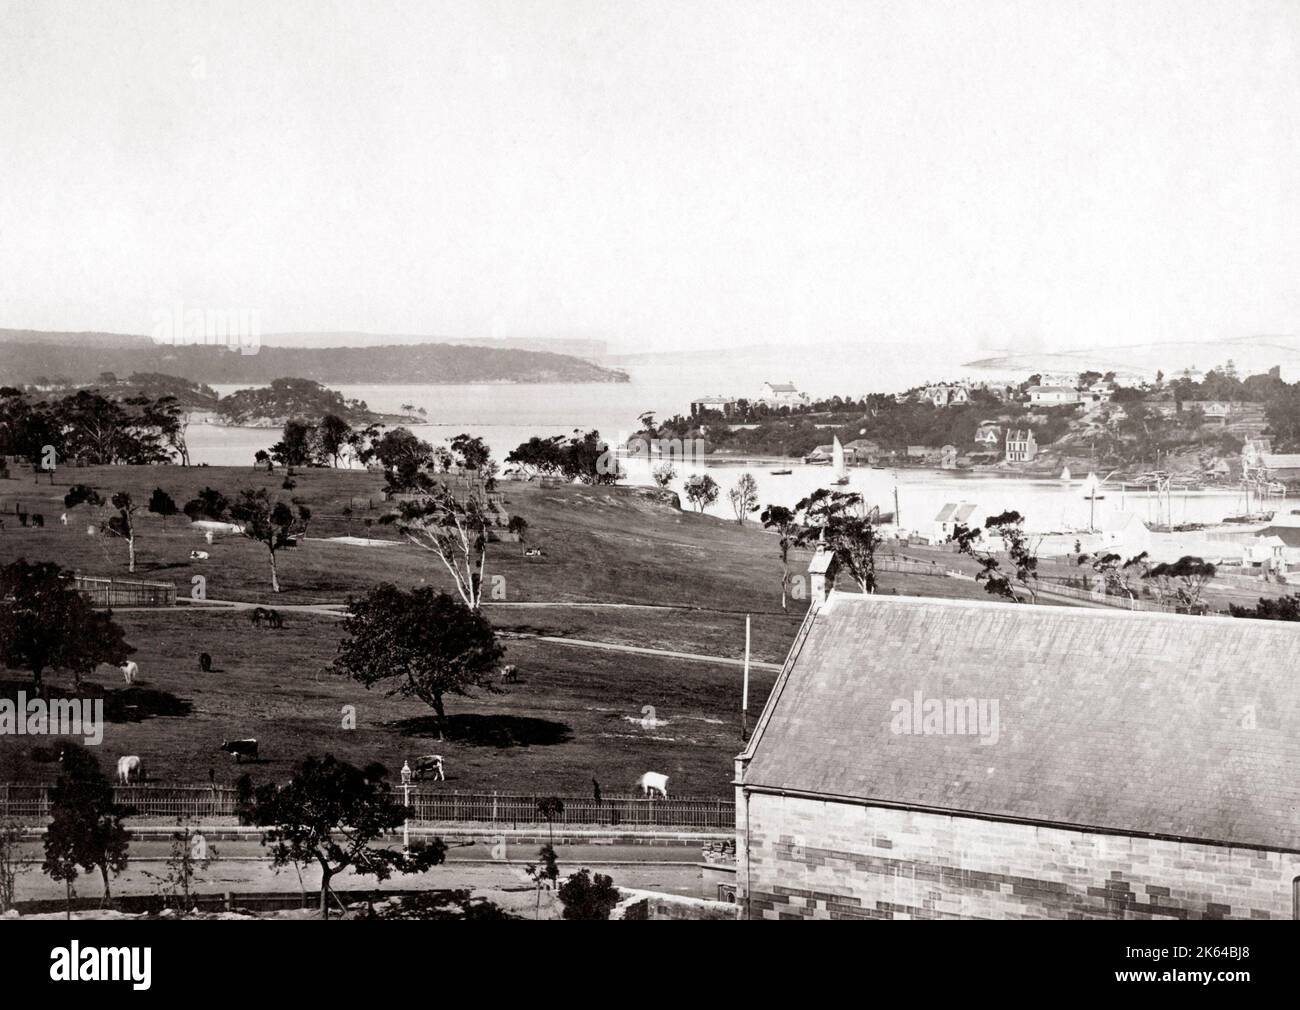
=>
[769,468,793,476]
[1060,466,1072,482]
[1080,472,1105,501]
[831,437,850,485]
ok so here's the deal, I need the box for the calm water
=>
[188,361,1270,533]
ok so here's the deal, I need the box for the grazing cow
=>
[199,652,212,672]
[190,550,209,560]
[32,513,43,527]
[117,755,143,784]
[249,607,268,627]
[411,754,445,781]
[120,660,139,685]
[636,772,669,799]
[266,609,284,629]
[501,664,519,684]
[220,738,258,763]
[60,512,67,526]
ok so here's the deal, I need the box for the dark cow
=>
[411,754,445,781]
[199,652,212,673]
[220,738,258,763]
[31,513,43,528]
[248,607,268,627]
[266,609,284,629]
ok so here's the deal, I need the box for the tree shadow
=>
[0,678,192,723]
[394,713,572,748]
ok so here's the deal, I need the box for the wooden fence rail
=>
[0,784,735,829]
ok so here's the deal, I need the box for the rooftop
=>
[742,593,1300,851]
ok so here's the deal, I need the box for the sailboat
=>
[1080,472,1105,501]
[832,436,850,485]
[1060,466,1072,482]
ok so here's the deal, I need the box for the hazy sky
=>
[1,0,1298,353]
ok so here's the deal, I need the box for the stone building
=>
[734,585,1300,919]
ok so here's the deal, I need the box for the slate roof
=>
[741,593,1300,851]
[934,502,976,524]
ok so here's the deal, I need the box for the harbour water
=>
[187,369,1278,534]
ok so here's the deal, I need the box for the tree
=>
[953,510,1039,603]
[105,492,141,573]
[230,488,311,593]
[0,819,26,914]
[141,819,217,915]
[760,504,801,611]
[332,584,505,732]
[684,474,719,513]
[269,418,316,473]
[1228,594,1300,621]
[557,868,620,920]
[254,449,272,473]
[183,486,231,522]
[252,756,446,919]
[525,843,560,918]
[1079,550,1148,603]
[651,462,676,488]
[1144,556,1216,611]
[63,483,105,514]
[148,487,178,526]
[450,433,492,472]
[0,560,133,689]
[506,515,529,542]
[42,744,132,913]
[316,413,353,467]
[371,428,435,492]
[382,489,493,609]
[795,489,880,594]
[727,473,760,523]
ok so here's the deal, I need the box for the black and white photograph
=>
[0,0,1295,987]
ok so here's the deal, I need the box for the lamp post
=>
[400,760,413,853]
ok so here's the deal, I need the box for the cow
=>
[190,550,209,560]
[411,754,445,781]
[59,512,67,526]
[636,772,669,799]
[220,738,258,763]
[117,755,143,784]
[249,607,268,627]
[199,652,212,672]
[266,609,284,629]
[31,513,43,527]
[120,660,139,685]
[501,664,519,684]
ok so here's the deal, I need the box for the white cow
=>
[637,772,669,798]
[117,755,143,784]
[59,512,67,526]
[120,660,139,685]
[190,550,209,560]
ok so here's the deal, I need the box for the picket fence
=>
[0,783,734,829]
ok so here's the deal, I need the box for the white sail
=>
[1081,472,1102,499]
[1060,466,1071,482]
[832,436,847,478]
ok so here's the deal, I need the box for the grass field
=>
[0,463,1000,796]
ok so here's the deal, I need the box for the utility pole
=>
[741,614,751,741]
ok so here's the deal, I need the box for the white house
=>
[758,381,808,408]
[1028,385,1082,406]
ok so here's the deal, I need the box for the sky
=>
[1,0,1298,355]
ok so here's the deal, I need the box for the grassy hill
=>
[0,466,991,794]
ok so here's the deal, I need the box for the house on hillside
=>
[905,445,940,462]
[923,381,971,407]
[932,501,976,541]
[1243,437,1300,482]
[690,395,739,419]
[973,423,1002,451]
[1004,429,1037,463]
[1028,385,1082,406]
[843,438,883,464]
[734,580,1300,919]
[758,381,809,408]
